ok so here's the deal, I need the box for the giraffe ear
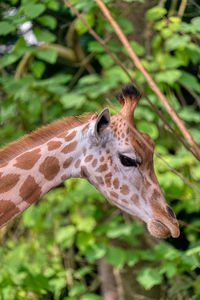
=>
[94,108,110,138]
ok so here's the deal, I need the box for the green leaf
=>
[125,250,139,267]
[23,273,51,292]
[130,41,145,56]
[38,15,57,30]
[186,246,200,256]
[137,121,159,139]
[146,6,167,21]
[98,54,114,68]
[85,244,106,263]
[13,37,26,51]
[61,92,86,109]
[117,17,134,34]
[76,217,96,233]
[69,282,86,297]
[24,3,45,18]
[107,40,122,52]
[78,74,100,86]
[162,54,182,69]
[179,71,200,93]
[30,61,46,78]
[186,43,200,64]
[191,16,200,31]
[179,107,200,123]
[88,41,105,53]
[191,165,200,181]
[81,294,103,300]
[34,27,56,43]
[0,49,27,67]
[137,268,162,290]
[155,69,181,85]
[76,232,94,251]
[160,261,177,278]
[45,0,59,11]
[75,14,95,34]
[165,34,190,51]
[35,48,58,64]
[106,247,126,269]
[0,21,15,35]
[106,223,133,238]
[56,225,76,249]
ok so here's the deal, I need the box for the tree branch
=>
[97,258,119,300]
[63,0,200,193]
[15,43,77,79]
[63,0,198,160]
[95,0,200,160]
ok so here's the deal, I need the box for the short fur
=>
[122,84,141,98]
[0,113,97,166]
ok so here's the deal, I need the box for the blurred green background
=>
[0,0,200,299]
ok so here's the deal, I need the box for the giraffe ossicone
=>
[0,84,180,239]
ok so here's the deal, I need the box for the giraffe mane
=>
[0,112,97,166]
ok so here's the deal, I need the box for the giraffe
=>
[0,84,180,239]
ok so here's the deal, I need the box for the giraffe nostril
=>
[166,205,176,219]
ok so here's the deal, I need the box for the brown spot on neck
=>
[20,175,42,204]
[105,172,112,188]
[39,156,60,181]
[0,200,20,227]
[85,155,93,163]
[47,141,62,151]
[80,166,89,178]
[110,191,118,199]
[14,149,41,170]
[120,184,130,195]
[113,178,119,189]
[63,156,73,168]
[96,164,108,173]
[0,112,96,166]
[92,159,98,168]
[75,159,81,168]
[95,176,104,185]
[0,162,8,168]
[61,141,77,154]
[65,130,77,142]
[131,194,140,206]
[82,123,90,134]
[61,174,69,181]
[100,156,105,162]
[0,173,20,194]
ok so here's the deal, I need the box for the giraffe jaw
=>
[104,195,180,239]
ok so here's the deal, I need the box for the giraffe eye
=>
[119,154,140,167]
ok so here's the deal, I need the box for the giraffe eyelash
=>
[118,153,141,167]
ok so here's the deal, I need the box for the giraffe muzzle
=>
[147,218,180,239]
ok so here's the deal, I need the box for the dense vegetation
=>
[0,0,200,299]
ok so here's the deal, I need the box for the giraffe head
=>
[82,84,179,239]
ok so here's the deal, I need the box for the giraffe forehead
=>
[110,115,154,161]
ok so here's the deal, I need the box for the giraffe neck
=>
[0,121,92,228]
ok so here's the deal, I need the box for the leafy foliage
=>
[0,0,200,299]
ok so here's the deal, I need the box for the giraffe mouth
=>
[147,218,180,239]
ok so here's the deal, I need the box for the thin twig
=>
[168,0,178,17]
[190,0,200,9]
[95,0,200,160]
[179,220,200,233]
[126,117,200,193]
[63,0,198,160]
[178,80,200,108]
[15,43,77,79]
[177,0,188,18]
[63,0,200,193]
